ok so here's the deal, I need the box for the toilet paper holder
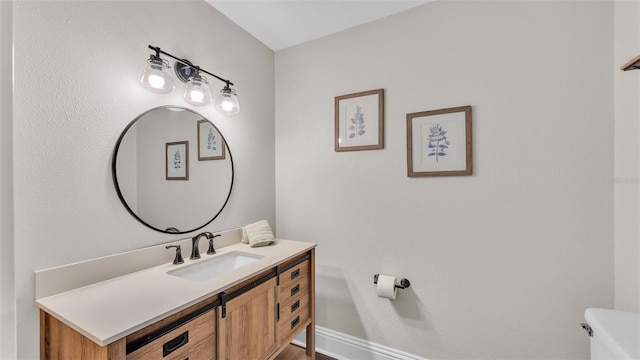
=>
[373,274,410,289]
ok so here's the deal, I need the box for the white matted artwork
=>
[197,120,226,161]
[406,106,472,177]
[166,141,189,180]
[334,88,384,151]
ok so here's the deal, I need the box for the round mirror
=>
[112,106,233,234]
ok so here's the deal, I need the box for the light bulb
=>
[214,85,240,115]
[221,98,234,112]
[139,56,174,94]
[189,87,204,102]
[148,73,165,89]
[183,74,212,106]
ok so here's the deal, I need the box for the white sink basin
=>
[167,252,263,282]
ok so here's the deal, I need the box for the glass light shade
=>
[183,75,212,106]
[139,57,174,94]
[214,86,240,115]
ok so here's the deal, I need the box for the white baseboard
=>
[292,326,428,360]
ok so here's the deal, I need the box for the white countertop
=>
[35,238,315,346]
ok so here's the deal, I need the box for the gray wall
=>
[1,1,15,359]
[11,1,275,359]
[4,1,638,359]
[614,0,640,313]
[275,1,614,358]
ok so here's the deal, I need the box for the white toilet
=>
[583,308,640,359]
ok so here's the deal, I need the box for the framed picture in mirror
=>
[166,141,189,180]
[197,120,226,160]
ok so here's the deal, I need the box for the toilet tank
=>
[583,308,640,360]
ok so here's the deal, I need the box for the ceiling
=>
[205,1,431,51]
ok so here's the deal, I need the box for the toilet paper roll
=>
[376,274,397,300]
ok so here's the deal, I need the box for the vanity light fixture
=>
[140,45,240,114]
[215,82,240,115]
[139,47,175,94]
[183,71,212,106]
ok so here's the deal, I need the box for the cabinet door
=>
[218,277,278,360]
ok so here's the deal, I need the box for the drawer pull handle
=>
[291,316,300,329]
[291,269,300,280]
[163,331,189,357]
[291,284,300,296]
[291,300,300,312]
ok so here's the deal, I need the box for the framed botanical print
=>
[406,106,472,177]
[335,88,384,152]
[197,120,226,161]
[166,141,189,180]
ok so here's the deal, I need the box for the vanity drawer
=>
[279,291,310,322]
[279,259,310,303]
[127,309,215,360]
[279,294,310,342]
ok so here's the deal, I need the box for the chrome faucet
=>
[190,232,213,260]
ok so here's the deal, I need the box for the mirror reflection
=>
[112,106,233,234]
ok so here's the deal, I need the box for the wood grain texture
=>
[218,277,278,360]
[278,260,311,346]
[40,310,126,360]
[306,248,316,359]
[126,295,218,344]
[279,291,310,322]
[127,309,215,360]
[279,259,310,305]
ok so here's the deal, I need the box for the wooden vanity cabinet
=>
[127,310,215,360]
[218,250,315,360]
[125,296,218,360]
[40,312,126,360]
[218,276,278,360]
[277,256,312,345]
[39,248,315,360]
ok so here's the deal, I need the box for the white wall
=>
[0,1,16,359]
[614,0,640,313]
[275,1,614,359]
[12,1,275,359]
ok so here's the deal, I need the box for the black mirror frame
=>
[111,106,234,234]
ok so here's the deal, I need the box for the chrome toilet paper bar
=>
[373,274,410,289]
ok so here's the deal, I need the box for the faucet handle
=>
[165,245,184,265]
[207,234,221,255]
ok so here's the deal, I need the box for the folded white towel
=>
[243,220,275,248]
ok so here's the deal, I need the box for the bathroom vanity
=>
[35,235,316,360]
[36,106,316,359]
